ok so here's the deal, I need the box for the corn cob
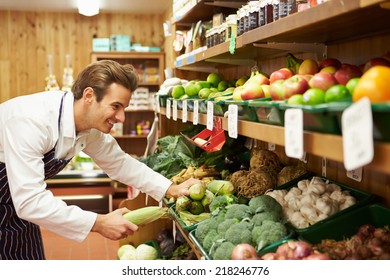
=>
[123,206,168,226]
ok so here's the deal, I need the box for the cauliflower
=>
[212,241,235,260]
[224,221,253,245]
[251,220,287,251]
[225,204,253,221]
[248,195,283,216]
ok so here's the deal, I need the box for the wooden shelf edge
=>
[159,107,390,174]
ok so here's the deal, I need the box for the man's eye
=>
[113,104,120,110]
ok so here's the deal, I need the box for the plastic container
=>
[248,99,286,126]
[279,102,350,134]
[298,204,390,244]
[275,175,375,233]
[224,99,263,122]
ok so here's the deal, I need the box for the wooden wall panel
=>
[0,10,164,103]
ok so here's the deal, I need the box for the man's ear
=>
[83,87,95,105]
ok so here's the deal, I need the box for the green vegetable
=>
[212,241,235,260]
[202,229,223,254]
[117,244,137,260]
[248,195,283,216]
[217,218,239,234]
[178,211,210,226]
[251,220,287,251]
[123,206,168,226]
[224,221,253,245]
[201,190,215,211]
[251,211,282,227]
[175,195,191,212]
[209,194,238,214]
[194,219,212,242]
[224,204,253,221]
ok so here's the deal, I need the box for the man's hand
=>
[91,208,138,240]
[165,177,202,199]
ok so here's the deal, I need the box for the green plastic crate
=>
[298,203,390,244]
[279,102,350,134]
[157,94,169,107]
[248,99,286,126]
[275,175,375,233]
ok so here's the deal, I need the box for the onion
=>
[231,243,259,260]
[303,253,329,260]
[261,252,279,260]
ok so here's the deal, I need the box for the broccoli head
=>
[209,194,238,214]
[194,218,212,242]
[251,220,288,251]
[251,211,281,227]
[225,204,253,221]
[202,229,224,254]
[212,241,235,260]
[224,221,253,245]
[248,195,283,216]
[217,218,239,234]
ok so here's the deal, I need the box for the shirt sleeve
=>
[82,129,172,202]
[3,117,97,243]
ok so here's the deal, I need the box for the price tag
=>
[228,104,238,138]
[172,99,178,121]
[166,99,171,119]
[193,100,199,125]
[346,167,363,182]
[284,108,304,159]
[341,97,374,171]
[268,143,275,151]
[321,157,327,177]
[182,100,188,123]
[229,34,236,54]
[155,95,160,113]
[206,101,214,130]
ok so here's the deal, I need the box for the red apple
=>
[319,58,342,70]
[363,57,390,72]
[309,72,338,91]
[298,58,319,75]
[240,81,265,100]
[245,73,270,86]
[270,79,285,101]
[269,68,293,84]
[334,64,362,85]
[282,75,310,99]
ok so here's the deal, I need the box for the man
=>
[0,60,198,259]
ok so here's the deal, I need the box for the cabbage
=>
[118,244,137,260]
[135,244,158,260]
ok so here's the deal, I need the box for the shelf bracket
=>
[253,42,328,60]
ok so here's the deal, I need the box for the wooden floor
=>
[41,227,119,260]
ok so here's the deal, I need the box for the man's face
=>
[89,83,131,134]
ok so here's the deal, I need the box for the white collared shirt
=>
[0,91,172,242]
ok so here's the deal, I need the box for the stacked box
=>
[127,87,150,110]
[110,35,131,51]
[92,38,110,51]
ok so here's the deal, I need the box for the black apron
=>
[0,92,72,260]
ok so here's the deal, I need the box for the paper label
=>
[172,100,178,121]
[346,167,363,182]
[182,100,188,123]
[341,97,374,171]
[207,101,214,130]
[228,104,238,139]
[284,108,304,159]
[193,100,199,125]
[268,143,275,151]
[166,99,171,119]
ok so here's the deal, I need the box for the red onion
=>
[231,243,259,260]
[303,253,329,260]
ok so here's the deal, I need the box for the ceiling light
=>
[78,0,100,16]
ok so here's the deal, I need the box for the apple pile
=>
[268,54,390,105]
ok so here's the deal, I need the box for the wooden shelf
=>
[159,107,390,175]
[175,0,390,70]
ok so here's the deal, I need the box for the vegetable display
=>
[123,206,168,226]
[266,176,356,229]
[117,243,159,260]
[260,240,329,260]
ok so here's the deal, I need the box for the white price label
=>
[193,100,199,125]
[341,97,374,171]
[322,157,327,177]
[284,108,304,159]
[207,101,214,130]
[346,167,363,182]
[166,99,171,119]
[172,100,178,121]
[268,143,276,151]
[182,100,188,123]
[228,104,238,139]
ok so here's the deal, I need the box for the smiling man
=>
[0,60,198,260]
